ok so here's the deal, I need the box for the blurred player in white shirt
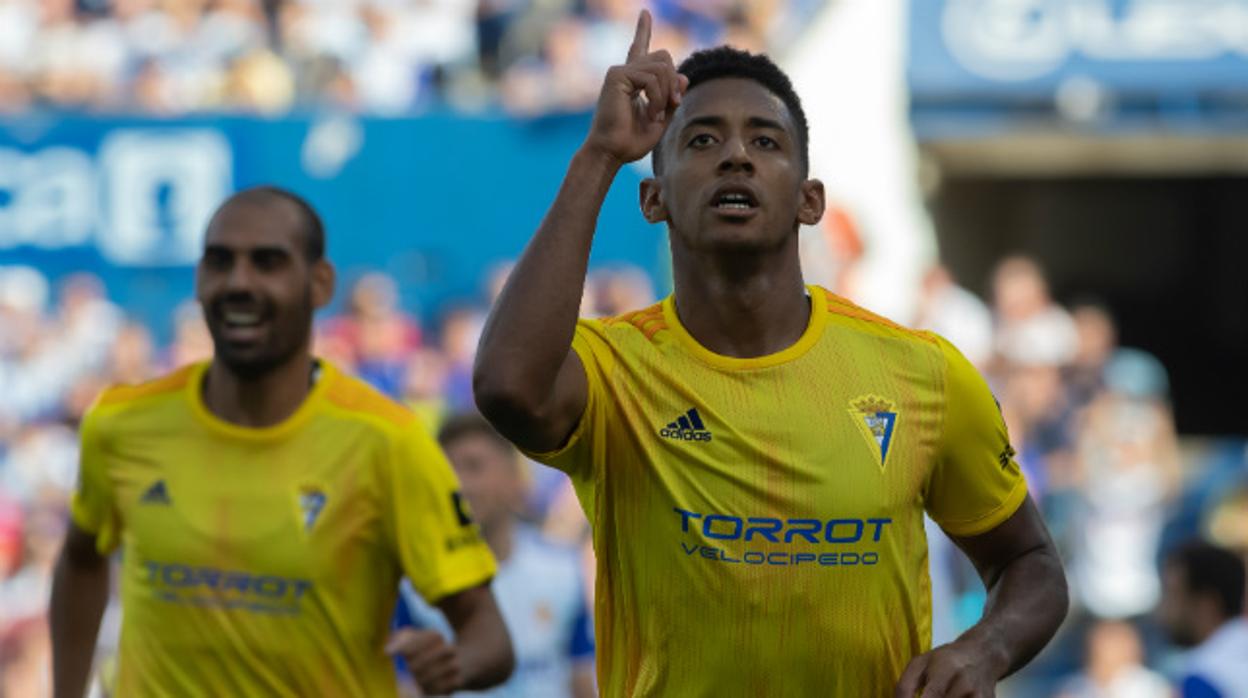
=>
[395,413,595,698]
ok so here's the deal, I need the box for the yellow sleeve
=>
[70,407,122,555]
[924,335,1028,537]
[520,319,615,480]
[381,424,497,603]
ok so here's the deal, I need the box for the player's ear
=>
[311,259,336,309]
[640,178,668,223]
[797,178,826,227]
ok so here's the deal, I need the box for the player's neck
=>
[670,243,809,358]
[202,353,317,428]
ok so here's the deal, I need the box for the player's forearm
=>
[453,611,516,690]
[958,543,1067,679]
[571,662,598,698]
[50,548,110,698]
[474,146,620,413]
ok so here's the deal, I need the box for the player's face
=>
[195,200,332,378]
[445,434,521,532]
[643,78,823,253]
[1156,563,1199,647]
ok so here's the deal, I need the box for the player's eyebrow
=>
[746,116,787,133]
[680,115,728,134]
[680,115,788,135]
[202,242,292,257]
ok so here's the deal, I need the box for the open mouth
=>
[223,310,263,329]
[215,304,270,343]
[710,186,760,215]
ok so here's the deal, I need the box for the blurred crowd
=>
[909,255,1248,697]
[0,254,1246,696]
[0,0,824,117]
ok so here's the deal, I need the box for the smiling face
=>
[195,195,333,378]
[643,77,823,254]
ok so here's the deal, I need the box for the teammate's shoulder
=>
[598,301,668,342]
[818,287,939,348]
[322,362,418,432]
[92,363,198,412]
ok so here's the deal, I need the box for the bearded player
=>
[475,11,1067,697]
[50,187,514,696]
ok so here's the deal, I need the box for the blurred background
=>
[1,0,1246,696]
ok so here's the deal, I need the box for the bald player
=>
[50,186,514,697]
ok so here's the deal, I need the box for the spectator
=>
[1067,301,1118,408]
[914,264,993,368]
[591,266,655,318]
[992,256,1078,368]
[320,272,422,397]
[401,347,451,432]
[1157,541,1248,697]
[1056,620,1170,698]
[168,301,213,369]
[0,0,825,115]
[437,306,485,412]
[1070,350,1180,619]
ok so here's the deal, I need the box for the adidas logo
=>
[659,408,712,443]
[140,480,171,505]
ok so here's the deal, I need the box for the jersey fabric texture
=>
[524,286,1028,697]
[72,360,496,697]
[395,525,594,697]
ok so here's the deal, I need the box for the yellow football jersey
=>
[72,360,495,697]
[526,286,1027,697]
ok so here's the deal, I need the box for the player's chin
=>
[214,344,287,378]
[698,222,784,253]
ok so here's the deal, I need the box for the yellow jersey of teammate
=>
[72,360,496,697]
[527,286,1027,696]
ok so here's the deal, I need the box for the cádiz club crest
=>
[299,487,327,531]
[848,395,899,470]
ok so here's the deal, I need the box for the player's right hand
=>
[583,9,688,167]
[386,628,462,696]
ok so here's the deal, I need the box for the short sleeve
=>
[924,335,1028,537]
[381,424,496,604]
[519,319,615,480]
[70,407,121,554]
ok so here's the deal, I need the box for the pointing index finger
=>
[627,9,652,63]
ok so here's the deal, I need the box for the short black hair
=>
[1168,540,1246,618]
[437,412,513,456]
[652,46,809,175]
[226,186,325,261]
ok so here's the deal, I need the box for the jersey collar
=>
[661,285,828,370]
[186,359,334,441]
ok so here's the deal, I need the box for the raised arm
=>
[473,10,686,453]
[50,523,111,698]
[894,496,1068,697]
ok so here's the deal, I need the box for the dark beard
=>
[206,295,314,380]
[215,343,303,379]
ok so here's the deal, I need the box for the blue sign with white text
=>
[0,113,663,337]
[910,0,1248,97]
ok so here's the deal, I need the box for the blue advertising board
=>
[909,0,1248,135]
[0,113,666,337]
